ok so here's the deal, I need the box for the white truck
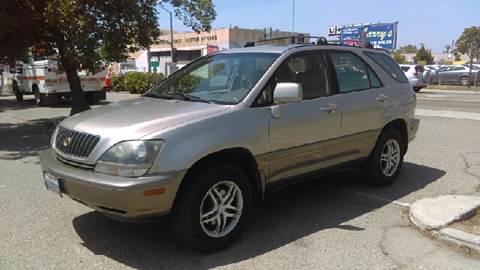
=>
[12,60,107,106]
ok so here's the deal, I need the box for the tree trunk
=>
[57,46,91,115]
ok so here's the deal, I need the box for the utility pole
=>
[160,5,175,63]
[169,10,175,63]
[292,0,295,34]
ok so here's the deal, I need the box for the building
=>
[135,27,308,75]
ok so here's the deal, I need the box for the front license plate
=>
[44,172,61,196]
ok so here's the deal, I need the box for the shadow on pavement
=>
[0,117,64,160]
[73,162,445,270]
[0,96,111,113]
[0,98,39,112]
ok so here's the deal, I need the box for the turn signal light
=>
[143,187,165,196]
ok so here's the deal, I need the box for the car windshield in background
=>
[147,53,280,104]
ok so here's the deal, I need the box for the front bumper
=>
[39,149,185,221]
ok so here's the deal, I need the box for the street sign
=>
[150,61,159,68]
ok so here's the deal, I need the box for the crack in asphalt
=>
[460,152,480,192]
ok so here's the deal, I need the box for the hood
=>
[61,97,229,140]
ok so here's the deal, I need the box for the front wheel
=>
[364,129,405,186]
[413,87,422,92]
[169,162,252,252]
[460,76,470,86]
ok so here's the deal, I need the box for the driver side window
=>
[254,52,331,106]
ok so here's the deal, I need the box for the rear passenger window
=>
[364,51,409,83]
[276,53,331,100]
[329,52,370,93]
[368,67,382,88]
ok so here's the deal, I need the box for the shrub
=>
[112,72,166,94]
[111,74,125,92]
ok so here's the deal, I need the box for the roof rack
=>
[244,35,330,47]
[244,35,388,51]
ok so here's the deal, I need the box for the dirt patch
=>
[449,209,480,235]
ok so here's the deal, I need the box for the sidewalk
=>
[410,195,480,252]
[422,88,480,94]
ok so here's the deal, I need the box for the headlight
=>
[95,140,164,177]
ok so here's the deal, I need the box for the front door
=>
[266,51,342,183]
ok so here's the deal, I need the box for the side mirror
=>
[273,82,303,104]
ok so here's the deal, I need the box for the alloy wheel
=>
[199,180,243,238]
[380,139,401,177]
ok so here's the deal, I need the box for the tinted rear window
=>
[364,51,409,83]
[401,66,409,72]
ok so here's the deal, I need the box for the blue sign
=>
[339,22,398,50]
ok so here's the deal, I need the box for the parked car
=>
[430,65,479,85]
[40,44,419,251]
[399,64,430,92]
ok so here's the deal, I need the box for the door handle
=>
[376,94,387,102]
[321,103,338,113]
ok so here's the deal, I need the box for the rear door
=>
[327,50,385,160]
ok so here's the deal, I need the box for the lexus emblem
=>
[63,137,72,147]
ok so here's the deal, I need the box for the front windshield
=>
[146,53,280,104]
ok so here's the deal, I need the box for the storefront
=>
[135,27,307,75]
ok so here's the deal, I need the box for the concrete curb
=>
[438,228,480,252]
[409,195,480,253]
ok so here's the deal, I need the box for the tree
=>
[456,26,480,87]
[397,44,418,54]
[393,51,406,64]
[0,0,216,115]
[414,45,434,64]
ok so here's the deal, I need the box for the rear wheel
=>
[364,129,405,186]
[460,76,469,86]
[33,85,45,106]
[169,162,253,252]
[413,87,422,92]
[12,82,23,102]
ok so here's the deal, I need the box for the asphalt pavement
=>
[1,90,480,269]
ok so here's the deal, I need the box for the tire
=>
[460,76,470,86]
[363,129,405,187]
[33,85,45,106]
[12,82,23,102]
[169,162,253,252]
[413,87,422,92]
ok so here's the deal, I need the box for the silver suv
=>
[40,43,419,251]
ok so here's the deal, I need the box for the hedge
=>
[112,72,165,94]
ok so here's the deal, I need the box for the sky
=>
[158,0,480,53]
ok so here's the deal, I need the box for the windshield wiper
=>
[143,92,174,99]
[170,93,214,104]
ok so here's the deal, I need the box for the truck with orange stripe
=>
[12,60,107,106]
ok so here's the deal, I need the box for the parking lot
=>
[1,90,480,269]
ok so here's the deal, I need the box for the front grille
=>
[55,126,100,158]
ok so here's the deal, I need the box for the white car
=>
[399,64,430,92]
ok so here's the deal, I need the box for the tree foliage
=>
[392,51,406,64]
[397,44,417,54]
[456,26,480,60]
[414,45,434,64]
[0,0,216,115]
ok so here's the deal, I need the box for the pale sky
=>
[158,0,480,52]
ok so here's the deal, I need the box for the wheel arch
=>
[177,147,264,206]
[381,119,408,153]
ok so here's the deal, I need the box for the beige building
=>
[135,27,308,74]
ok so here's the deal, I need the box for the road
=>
[1,90,480,269]
[416,89,480,113]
